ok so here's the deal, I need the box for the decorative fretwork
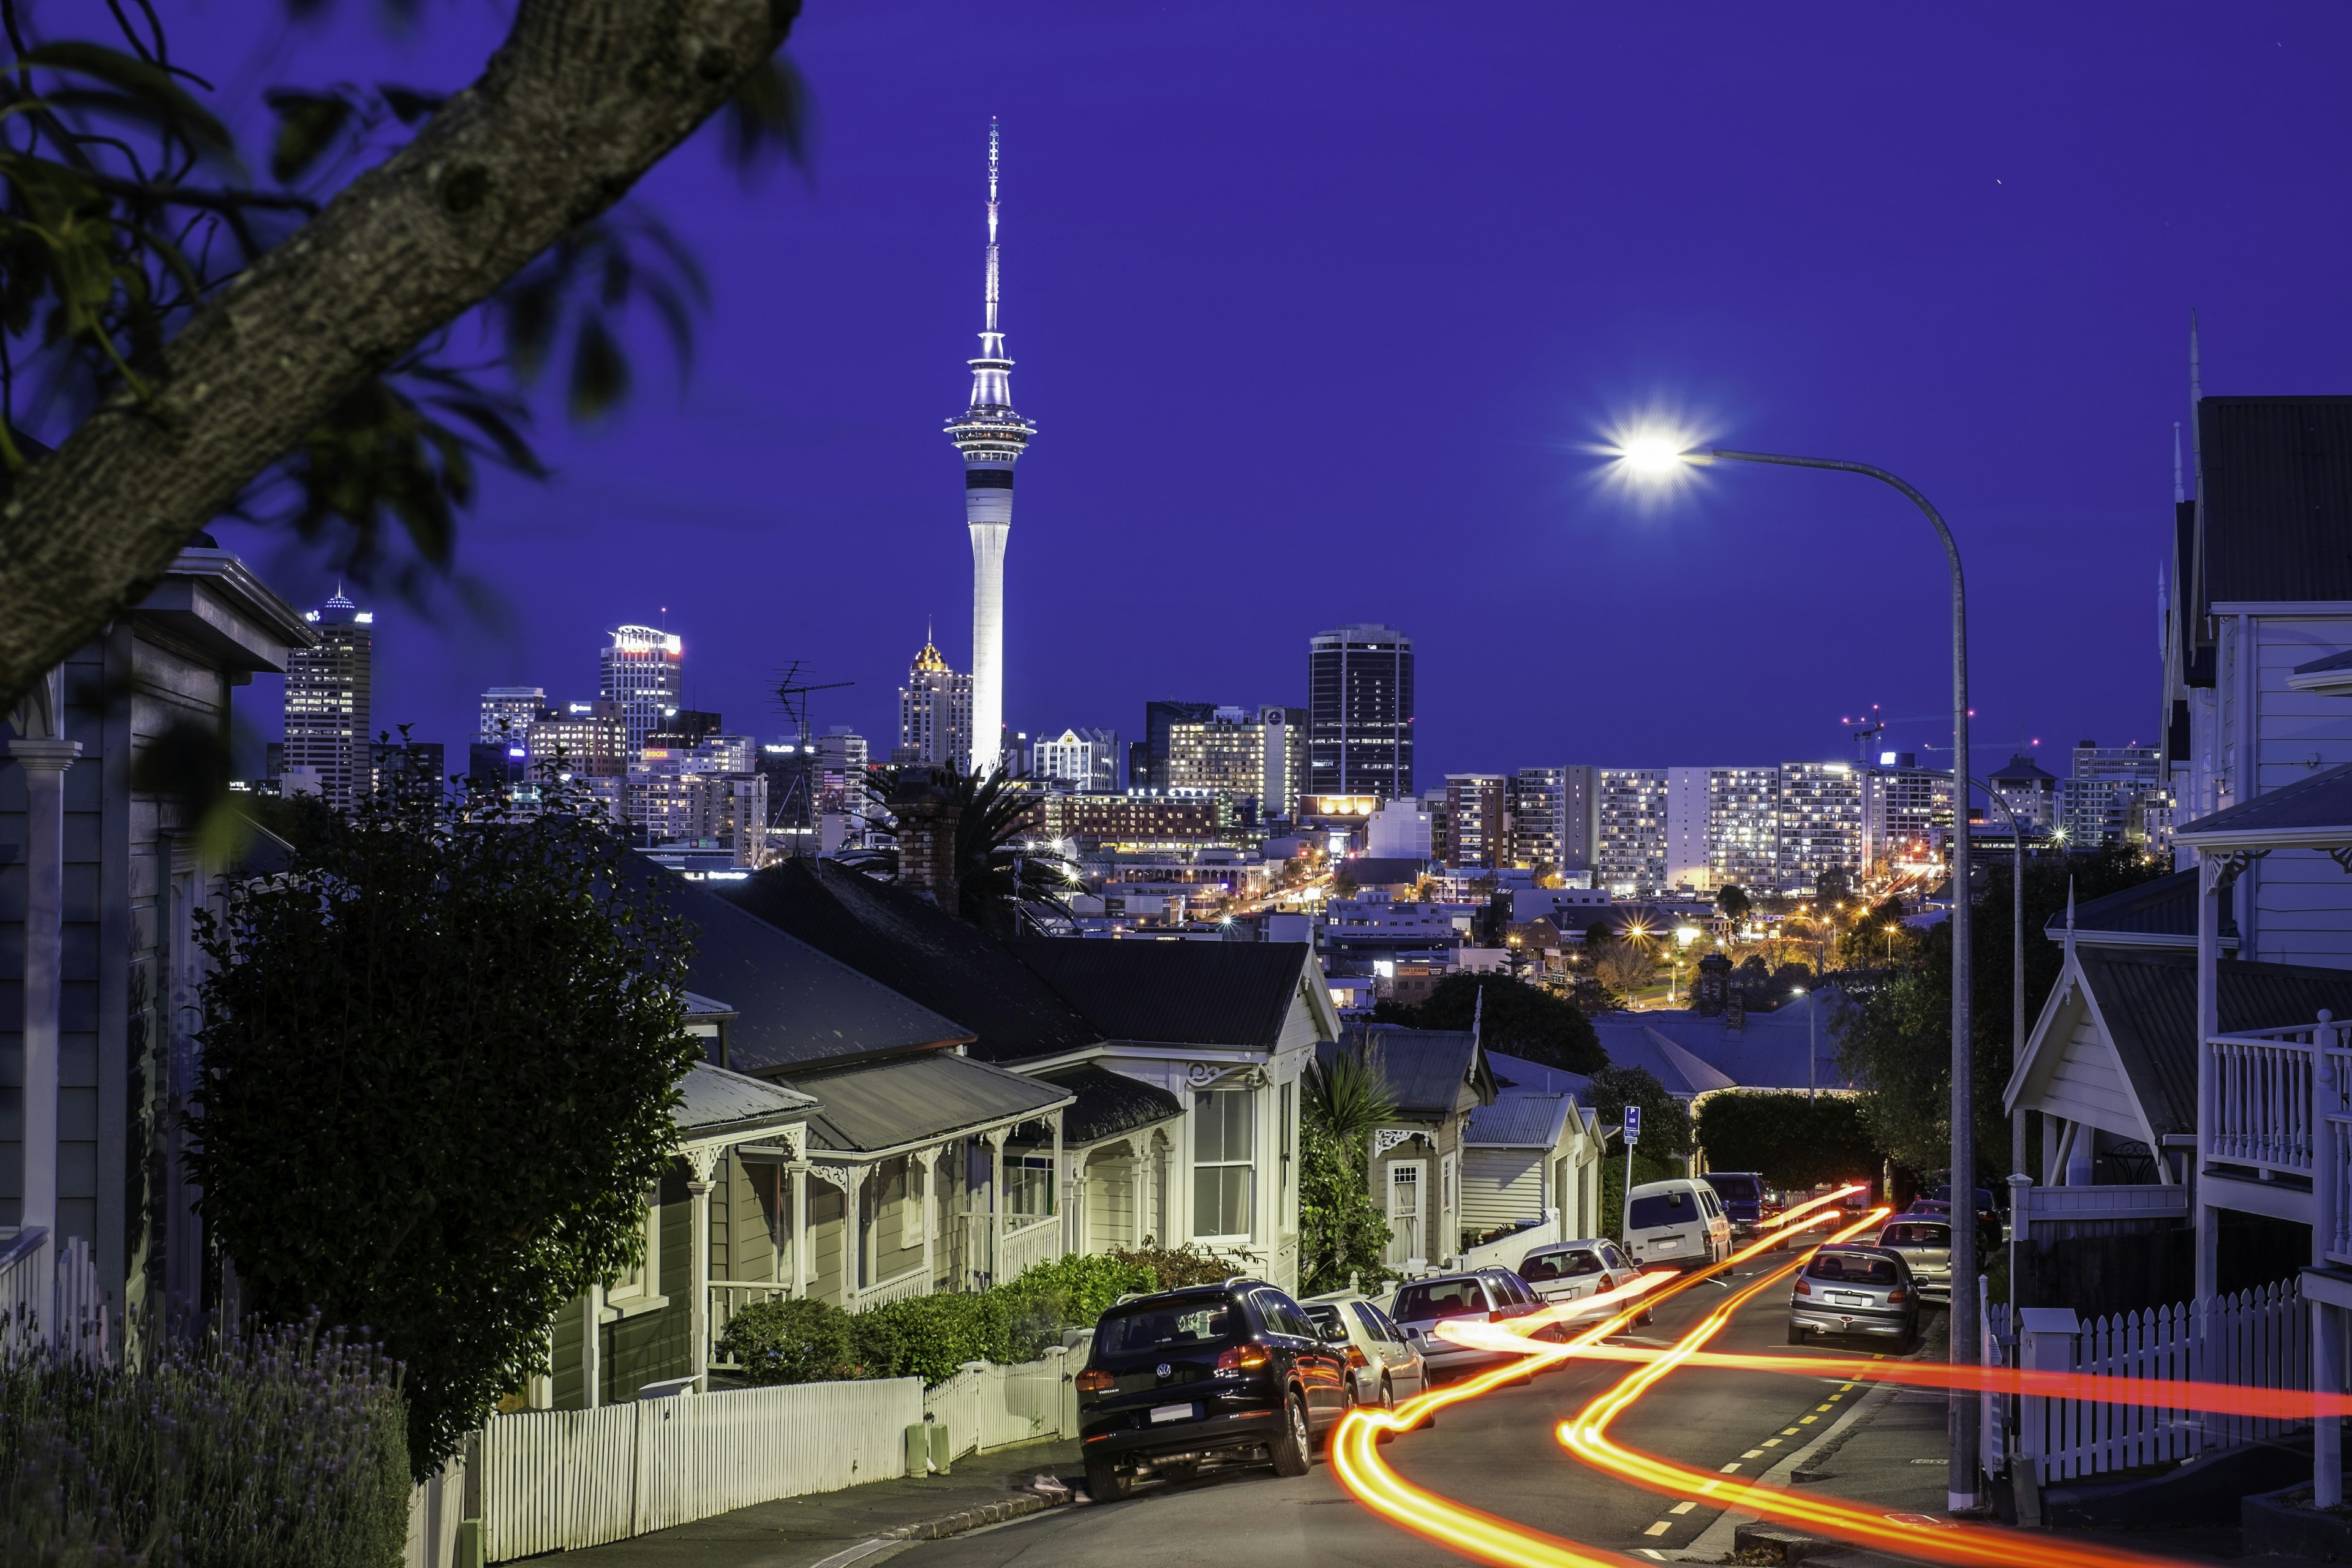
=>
[1371,1128,1420,1158]
[2201,848,2269,894]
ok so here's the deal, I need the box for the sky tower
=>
[944,119,1035,778]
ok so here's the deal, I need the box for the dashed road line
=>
[1643,1521,1673,1537]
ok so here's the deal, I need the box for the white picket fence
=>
[922,1346,1080,1460]
[477,1378,922,1561]
[1988,1278,2309,1485]
[0,1228,112,1365]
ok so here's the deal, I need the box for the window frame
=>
[1191,1087,1258,1242]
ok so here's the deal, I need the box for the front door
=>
[1388,1160,1425,1268]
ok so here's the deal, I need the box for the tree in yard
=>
[1716,884,1751,925]
[845,766,1079,936]
[1298,1053,1396,1294]
[1373,971,1607,1074]
[190,773,701,1474]
[0,0,809,711]
[1593,941,1656,998]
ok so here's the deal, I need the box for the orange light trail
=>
[1330,1198,2334,1568]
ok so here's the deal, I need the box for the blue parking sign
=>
[1624,1104,1641,1145]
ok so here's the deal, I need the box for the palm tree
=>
[843,766,1079,937]
[1303,1050,1398,1143]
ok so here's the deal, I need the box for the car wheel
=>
[1787,1324,1806,1345]
[1270,1390,1313,1477]
[1085,1458,1134,1502]
[1374,1376,1397,1444]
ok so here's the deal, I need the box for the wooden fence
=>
[922,1345,1079,1460]
[1988,1278,2308,1485]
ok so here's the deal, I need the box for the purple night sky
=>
[189,2,2352,778]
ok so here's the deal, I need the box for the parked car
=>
[1700,1170,1774,1241]
[1904,1196,1997,1254]
[1515,1238,1654,1326]
[1786,1245,1920,1349]
[1074,1278,1350,1500]
[1387,1267,1550,1381]
[1623,1178,1733,1271]
[1873,1218,1953,1300]
[1298,1292,1430,1416]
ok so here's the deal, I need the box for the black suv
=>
[1076,1278,1349,1499]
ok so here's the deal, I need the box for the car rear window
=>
[1303,1303,1347,1339]
[1880,1224,1948,1247]
[1096,1298,1238,1354]
[1629,1190,1697,1229]
[1393,1279,1483,1322]
[1706,1174,1763,1202]
[1807,1252,1899,1286]
[1355,1302,1401,1343]
[1521,1248,1603,1283]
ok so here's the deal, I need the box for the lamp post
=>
[1968,778,2030,1193]
[1793,986,1817,1102]
[1620,437,1977,1510]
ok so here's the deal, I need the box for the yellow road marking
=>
[1643,1521,1672,1537]
[1669,1502,1696,1515]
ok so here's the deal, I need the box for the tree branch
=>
[0,0,799,706]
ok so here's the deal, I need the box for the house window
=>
[1005,1155,1054,1219]
[608,1200,660,1304]
[1193,1088,1256,1238]
[1440,1152,1457,1219]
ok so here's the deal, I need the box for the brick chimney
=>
[891,779,962,913]
[1723,981,1746,1036]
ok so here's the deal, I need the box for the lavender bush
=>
[0,1314,410,1567]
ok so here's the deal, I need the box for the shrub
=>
[997,1251,1153,1325]
[1694,1091,1879,1190]
[714,1298,858,1386]
[0,1315,410,1568]
[851,1292,1046,1386]
[1109,1244,1237,1292]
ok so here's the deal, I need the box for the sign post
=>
[1621,1105,1641,1244]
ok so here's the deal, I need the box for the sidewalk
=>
[547,1438,1084,1568]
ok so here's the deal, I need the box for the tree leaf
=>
[566,314,627,422]
[376,84,445,125]
[720,55,815,177]
[265,87,357,185]
[22,41,239,170]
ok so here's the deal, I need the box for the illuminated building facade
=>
[1595,767,1668,896]
[1033,726,1120,793]
[1777,760,1864,892]
[897,638,974,770]
[478,685,550,742]
[1308,623,1414,802]
[281,588,374,812]
[598,624,682,757]
[1442,773,1509,870]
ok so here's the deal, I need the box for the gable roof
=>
[1037,1063,1185,1145]
[2198,396,2352,611]
[674,1063,818,1147]
[2175,761,2352,846]
[789,1052,1073,1155]
[2041,869,2237,952]
[1009,938,1325,1048]
[1466,1092,1577,1150]
[1329,1024,1494,1120]
[716,860,1103,1066]
[649,862,974,1074]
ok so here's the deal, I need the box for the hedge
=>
[718,1248,1230,1388]
[1693,1091,1879,1190]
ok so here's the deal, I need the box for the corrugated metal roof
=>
[2040,869,2237,944]
[1465,1093,1574,1149]
[2176,761,2352,840]
[1038,1063,1183,1145]
[789,1052,1074,1153]
[1011,938,1313,1047]
[2199,396,2352,609]
[1484,1050,1592,1097]
[674,1063,816,1142]
[1329,1025,1489,1119]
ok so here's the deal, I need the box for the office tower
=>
[1706,766,1782,891]
[1560,764,1599,874]
[944,121,1035,776]
[1664,767,1711,888]
[527,699,629,780]
[897,638,974,770]
[478,685,550,742]
[2059,741,2163,848]
[599,625,682,756]
[1862,756,1951,870]
[1259,706,1310,821]
[1988,753,2060,831]
[1419,786,1453,864]
[1442,774,1509,870]
[647,709,723,749]
[1777,760,1864,894]
[369,738,443,796]
[1033,726,1120,793]
[1308,624,1415,801]
[816,726,871,817]
[1167,707,1270,810]
[282,587,374,812]
[468,739,529,794]
[1595,767,1668,896]
[1509,768,1567,880]
[1137,700,1218,791]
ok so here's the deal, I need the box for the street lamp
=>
[1618,434,1978,1510]
[1792,985,1817,1104]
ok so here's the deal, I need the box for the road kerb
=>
[1668,1372,1907,1563]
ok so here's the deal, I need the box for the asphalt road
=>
[902,1257,1946,1568]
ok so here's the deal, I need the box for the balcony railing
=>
[997,1216,1063,1284]
[2204,1016,2352,1266]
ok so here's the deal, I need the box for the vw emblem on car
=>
[1156,1363,1172,1379]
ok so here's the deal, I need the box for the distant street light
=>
[1616,432,1978,1510]
[1792,985,1817,1103]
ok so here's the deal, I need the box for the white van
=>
[1623,1178,1732,1272]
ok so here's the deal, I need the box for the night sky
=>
[189,2,2352,780]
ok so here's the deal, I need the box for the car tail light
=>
[1076,1368,1114,1394]
[1214,1344,1270,1378]
[1887,1289,1909,1304]
[1793,1276,1811,1295]
[1346,1345,1368,1369]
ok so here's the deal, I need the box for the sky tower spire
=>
[945,118,1036,778]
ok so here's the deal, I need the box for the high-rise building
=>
[1595,768,1667,895]
[599,625,682,757]
[1987,752,2060,831]
[1167,708,1270,808]
[1367,799,1434,858]
[647,709,724,750]
[1664,767,1712,888]
[282,587,374,812]
[1862,756,1951,870]
[478,685,550,742]
[1136,700,1218,792]
[1259,706,1310,821]
[2058,741,2163,848]
[1442,774,1509,870]
[816,727,872,821]
[1033,727,1120,793]
[527,699,628,780]
[1509,767,1567,878]
[1706,767,1782,891]
[369,739,443,796]
[1308,624,1414,802]
[944,121,1035,776]
[1777,760,1864,894]
[1560,764,1599,875]
[897,638,974,770]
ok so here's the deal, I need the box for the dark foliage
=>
[1374,971,1605,1074]
[1694,1092,1880,1189]
[190,771,701,1474]
[843,766,1078,936]
[1298,1054,1395,1293]
[1586,1066,1692,1156]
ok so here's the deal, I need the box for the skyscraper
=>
[897,637,974,770]
[478,685,549,741]
[1443,774,1509,870]
[282,587,374,811]
[1508,767,1568,879]
[1033,727,1120,793]
[1595,767,1667,895]
[1137,699,1218,791]
[599,625,682,757]
[1308,624,1414,801]
[944,120,1035,777]
[1777,760,1864,894]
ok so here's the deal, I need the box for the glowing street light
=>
[1614,425,1980,1509]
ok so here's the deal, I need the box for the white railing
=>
[922,1347,1076,1461]
[708,1281,793,1368]
[997,1216,1063,1283]
[0,1229,110,1365]
[478,1378,922,1562]
[2204,1020,2352,1175]
[1997,1280,2306,1485]
[2020,1185,2188,1223]
[852,1264,932,1313]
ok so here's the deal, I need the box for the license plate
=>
[1652,1238,1680,1250]
[1150,1403,1194,1424]
[1829,1292,1873,1308]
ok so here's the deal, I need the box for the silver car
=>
[1873,1218,1953,1300]
[1515,1238,1655,1326]
[1388,1268,1550,1381]
[1300,1294,1430,1415]
[1787,1245,1920,1349]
